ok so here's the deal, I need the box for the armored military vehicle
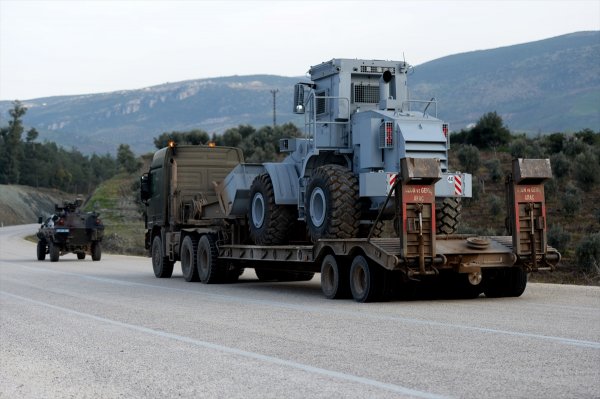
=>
[36,199,104,262]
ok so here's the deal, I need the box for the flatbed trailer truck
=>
[141,143,560,302]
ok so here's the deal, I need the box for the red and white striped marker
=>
[454,175,462,195]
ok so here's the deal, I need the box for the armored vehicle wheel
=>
[436,198,462,235]
[321,254,351,299]
[37,240,47,261]
[91,242,102,261]
[49,242,60,262]
[152,236,174,278]
[248,173,295,245]
[181,236,200,282]
[305,165,360,242]
[77,252,86,260]
[197,234,222,284]
[349,255,383,303]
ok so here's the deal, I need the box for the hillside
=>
[0,31,598,155]
[0,185,69,226]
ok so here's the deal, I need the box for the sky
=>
[0,0,599,101]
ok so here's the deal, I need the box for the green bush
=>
[549,152,570,179]
[457,145,481,174]
[573,150,600,190]
[561,184,582,215]
[484,159,503,183]
[575,233,600,274]
[547,224,571,254]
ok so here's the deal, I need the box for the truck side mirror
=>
[140,174,151,201]
[293,84,305,114]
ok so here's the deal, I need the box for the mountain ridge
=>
[1,31,598,154]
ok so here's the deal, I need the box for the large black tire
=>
[483,267,526,298]
[505,267,528,297]
[181,236,200,282]
[349,255,384,303]
[197,234,222,284]
[37,240,46,261]
[305,165,360,242]
[320,254,351,299]
[436,197,462,235]
[152,235,174,278]
[49,242,60,262]
[248,174,295,245]
[91,242,102,261]
[77,252,86,260]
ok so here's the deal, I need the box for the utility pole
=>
[270,89,279,128]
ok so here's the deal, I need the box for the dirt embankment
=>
[0,185,70,227]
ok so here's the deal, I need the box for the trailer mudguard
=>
[264,162,299,205]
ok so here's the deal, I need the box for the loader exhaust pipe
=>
[379,70,393,110]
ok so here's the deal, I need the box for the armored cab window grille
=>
[359,66,396,74]
[352,84,379,104]
[379,121,394,149]
[316,91,327,115]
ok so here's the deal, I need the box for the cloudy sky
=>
[1,0,598,100]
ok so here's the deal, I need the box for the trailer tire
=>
[197,234,222,284]
[49,242,60,262]
[306,165,360,242]
[436,197,462,235]
[91,242,102,261]
[349,255,383,303]
[152,236,174,278]
[77,252,86,260]
[321,254,351,299]
[181,236,200,282]
[248,174,295,245]
[505,267,527,297]
[37,240,46,261]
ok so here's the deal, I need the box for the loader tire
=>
[436,197,462,235]
[305,165,360,242]
[152,235,174,278]
[248,173,295,245]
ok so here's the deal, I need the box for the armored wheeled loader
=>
[37,199,104,262]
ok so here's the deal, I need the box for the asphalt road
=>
[1,224,599,399]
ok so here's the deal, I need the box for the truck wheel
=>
[152,236,174,278]
[77,252,86,260]
[37,240,47,261]
[197,234,222,284]
[349,255,383,302]
[248,173,295,245]
[505,267,527,297]
[181,236,200,282]
[321,254,350,299]
[436,198,462,235]
[91,242,102,261]
[305,165,360,242]
[483,268,508,298]
[49,242,60,262]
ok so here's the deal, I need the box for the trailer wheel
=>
[305,165,360,242]
[152,236,174,278]
[91,242,102,261]
[49,242,60,262]
[37,240,47,261]
[197,234,222,284]
[321,254,351,299]
[436,197,462,235]
[349,255,383,302]
[505,267,527,297]
[77,252,86,260]
[248,173,295,245]
[181,236,200,282]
